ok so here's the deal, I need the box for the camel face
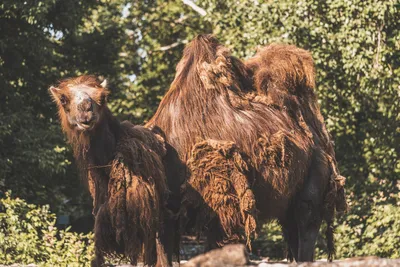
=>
[66,85,100,131]
[49,77,108,132]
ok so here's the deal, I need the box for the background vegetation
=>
[0,193,93,265]
[0,0,399,264]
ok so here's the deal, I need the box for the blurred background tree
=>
[0,0,398,263]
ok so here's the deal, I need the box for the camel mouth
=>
[75,115,98,131]
[76,122,94,131]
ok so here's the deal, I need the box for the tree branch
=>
[182,0,207,16]
[155,39,188,52]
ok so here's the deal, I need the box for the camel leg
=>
[91,243,105,267]
[157,214,179,267]
[295,198,322,262]
[155,234,170,267]
[280,212,299,262]
[205,218,222,252]
[205,231,219,252]
[91,205,107,267]
[295,154,326,262]
[174,226,181,264]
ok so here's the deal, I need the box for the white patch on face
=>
[70,85,94,105]
[75,90,87,104]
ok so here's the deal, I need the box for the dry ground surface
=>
[178,244,400,267]
[111,244,399,267]
[2,244,399,266]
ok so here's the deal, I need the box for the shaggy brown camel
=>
[146,35,347,262]
[50,76,175,267]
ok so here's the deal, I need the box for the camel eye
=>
[60,94,68,106]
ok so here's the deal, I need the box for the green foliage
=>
[0,0,113,213]
[252,221,286,260]
[0,193,93,266]
[332,203,400,259]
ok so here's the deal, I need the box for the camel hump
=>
[183,34,223,64]
[172,34,252,94]
[245,44,316,98]
[173,34,223,80]
[173,34,228,87]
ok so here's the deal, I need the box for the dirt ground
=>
[178,244,400,267]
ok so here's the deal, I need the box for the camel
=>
[146,35,347,262]
[50,76,175,267]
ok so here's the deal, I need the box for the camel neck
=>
[69,108,120,170]
[87,108,120,167]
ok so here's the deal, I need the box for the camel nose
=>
[78,98,93,112]
[77,113,94,125]
[76,98,94,125]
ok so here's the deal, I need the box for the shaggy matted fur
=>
[147,35,347,261]
[50,76,172,267]
[182,140,257,248]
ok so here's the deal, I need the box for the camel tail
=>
[323,158,348,262]
[326,220,335,262]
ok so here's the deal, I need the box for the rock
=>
[183,244,249,267]
[296,257,400,267]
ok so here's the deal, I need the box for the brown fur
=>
[50,76,171,266]
[147,35,347,261]
[182,140,257,247]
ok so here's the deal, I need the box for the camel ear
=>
[49,86,61,98]
[99,88,110,106]
[100,79,107,88]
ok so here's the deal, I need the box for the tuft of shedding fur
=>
[50,76,172,267]
[147,35,347,260]
[182,140,257,248]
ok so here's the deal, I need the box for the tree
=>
[0,0,125,214]
[0,0,208,222]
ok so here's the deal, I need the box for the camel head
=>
[49,75,109,133]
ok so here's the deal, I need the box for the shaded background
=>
[0,0,399,263]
